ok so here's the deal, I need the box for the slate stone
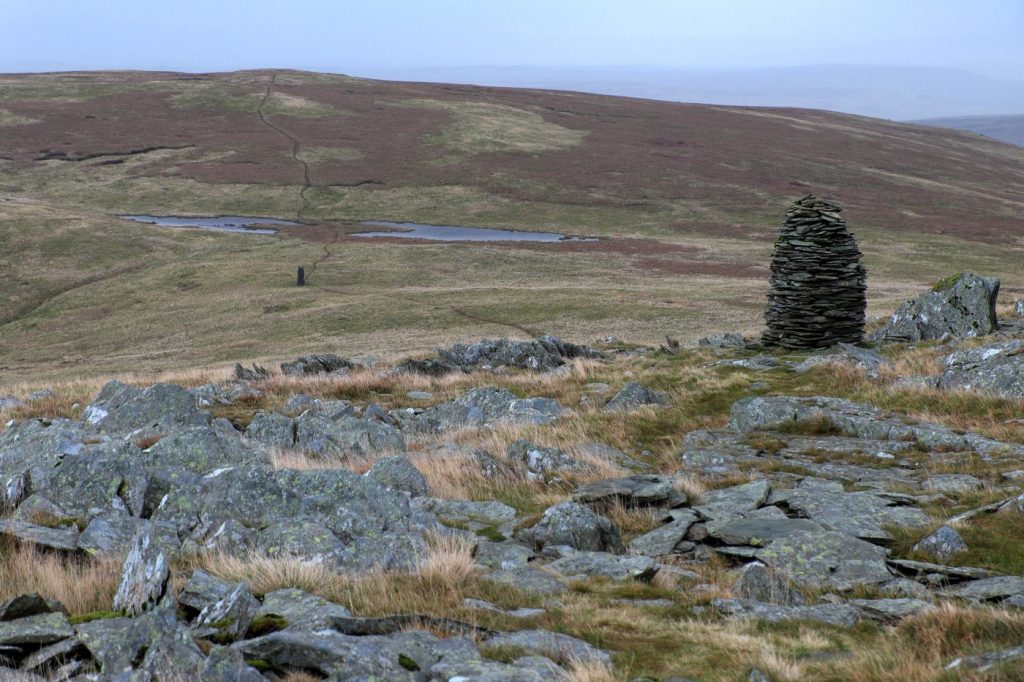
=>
[255,588,352,631]
[733,562,805,606]
[507,440,588,480]
[947,644,1024,673]
[713,598,862,627]
[762,195,867,349]
[875,273,1000,343]
[0,594,61,623]
[244,411,296,449]
[849,598,933,622]
[0,520,79,553]
[480,566,567,595]
[82,381,208,434]
[195,583,260,642]
[365,456,428,497]
[418,498,517,538]
[202,646,266,682]
[923,474,983,494]
[781,478,931,541]
[707,517,823,547]
[280,354,353,377]
[754,529,892,590]
[913,525,968,561]
[517,501,624,554]
[178,570,233,615]
[294,412,405,458]
[602,382,671,412]
[0,612,73,646]
[113,526,171,616]
[547,551,658,581]
[938,340,1024,398]
[413,387,567,433]
[942,576,1024,602]
[436,335,602,372]
[573,474,685,509]
[629,511,698,556]
[484,629,611,666]
[694,479,770,523]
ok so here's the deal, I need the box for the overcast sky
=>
[2,0,1023,80]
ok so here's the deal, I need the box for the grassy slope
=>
[2,70,1024,380]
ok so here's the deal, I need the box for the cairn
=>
[762,195,866,349]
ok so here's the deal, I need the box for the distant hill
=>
[2,69,1024,379]
[912,114,1024,147]
[354,64,1024,121]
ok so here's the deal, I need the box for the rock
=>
[195,583,260,642]
[923,474,983,494]
[0,595,62,622]
[849,598,933,622]
[395,358,460,377]
[436,335,602,372]
[413,387,567,432]
[628,511,698,556]
[295,411,405,458]
[82,381,208,434]
[0,520,79,552]
[913,526,968,561]
[733,562,806,606]
[255,588,352,631]
[245,411,296,449]
[887,558,1001,582]
[547,551,659,581]
[418,498,517,539]
[699,333,748,349]
[365,456,428,497]
[18,636,83,675]
[713,598,862,627]
[113,526,171,616]
[762,195,867,349]
[202,646,266,682]
[942,576,1024,602]
[947,644,1024,673]
[602,382,671,412]
[506,440,587,480]
[707,517,823,547]
[693,479,770,523]
[406,390,433,401]
[573,441,650,471]
[481,565,568,595]
[939,340,1024,398]
[793,342,892,378]
[78,514,180,557]
[178,570,233,615]
[874,273,1000,343]
[777,478,930,541]
[572,474,685,509]
[518,501,625,554]
[474,539,534,570]
[484,629,611,666]
[0,612,73,646]
[754,529,893,590]
[280,353,353,376]
[728,395,1018,455]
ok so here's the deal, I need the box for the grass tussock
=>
[0,540,121,615]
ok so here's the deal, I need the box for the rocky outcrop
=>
[874,273,1000,343]
[280,354,354,377]
[938,340,1024,397]
[437,335,603,372]
[762,195,867,349]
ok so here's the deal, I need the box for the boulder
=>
[480,566,567,595]
[507,440,588,481]
[628,511,698,556]
[602,382,672,412]
[82,381,208,434]
[254,588,353,631]
[939,340,1024,398]
[113,526,171,616]
[195,583,260,642]
[294,412,405,458]
[874,273,1000,343]
[754,529,893,590]
[573,474,685,509]
[414,387,567,432]
[280,353,353,377]
[733,562,805,606]
[518,501,625,554]
[366,456,428,497]
[547,551,658,581]
[693,479,770,523]
[245,411,297,449]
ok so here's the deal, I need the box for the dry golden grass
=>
[0,540,121,615]
[562,659,618,682]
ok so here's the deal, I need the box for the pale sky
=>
[2,0,1023,80]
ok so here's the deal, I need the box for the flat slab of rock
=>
[694,479,770,523]
[849,598,934,622]
[942,576,1024,602]
[480,566,567,595]
[939,340,1024,398]
[707,517,823,547]
[0,520,79,552]
[0,612,73,646]
[113,527,170,616]
[484,629,611,666]
[713,598,862,627]
[572,474,685,509]
[547,551,658,581]
[628,511,698,556]
[602,382,671,412]
[754,529,892,590]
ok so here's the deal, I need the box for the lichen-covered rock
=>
[914,526,968,562]
[714,598,862,627]
[195,583,260,642]
[0,520,79,552]
[939,340,1024,397]
[280,353,353,377]
[518,501,625,554]
[436,335,602,372]
[733,562,806,606]
[480,566,567,595]
[365,456,429,497]
[874,273,1000,343]
[0,612,73,646]
[573,474,685,509]
[547,551,658,581]
[602,382,672,412]
[413,387,568,433]
[506,439,587,480]
[114,526,171,616]
[694,479,771,523]
[628,511,698,556]
[255,588,353,632]
[294,411,405,458]
[754,529,892,590]
[244,411,297,449]
[483,629,611,666]
[82,381,208,434]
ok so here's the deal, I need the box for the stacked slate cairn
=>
[762,195,867,349]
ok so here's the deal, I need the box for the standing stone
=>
[297,266,306,287]
[113,527,170,616]
[762,195,867,349]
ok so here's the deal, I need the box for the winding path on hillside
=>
[256,73,339,282]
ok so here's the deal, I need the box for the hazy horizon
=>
[3,1,1023,119]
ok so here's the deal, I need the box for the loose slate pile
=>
[762,195,867,349]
